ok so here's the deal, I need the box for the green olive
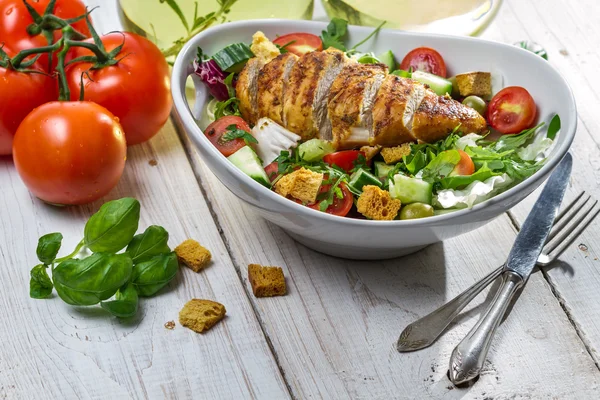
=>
[462,95,487,116]
[400,203,435,220]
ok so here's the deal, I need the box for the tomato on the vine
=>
[0,0,91,71]
[65,32,172,145]
[0,48,57,155]
[12,101,127,205]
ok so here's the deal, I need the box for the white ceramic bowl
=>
[171,19,576,260]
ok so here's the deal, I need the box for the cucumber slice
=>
[349,168,382,192]
[374,161,395,180]
[378,50,396,72]
[389,174,433,204]
[227,146,271,188]
[212,43,254,73]
[298,139,335,162]
[411,70,453,96]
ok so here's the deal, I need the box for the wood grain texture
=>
[0,126,289,398]
[485,0,600,369]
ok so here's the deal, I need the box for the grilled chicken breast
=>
[236,50,487,148]
[256,52,298,126]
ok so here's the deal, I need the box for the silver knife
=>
[448,153,573,385]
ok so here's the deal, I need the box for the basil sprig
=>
[28,198,178,319]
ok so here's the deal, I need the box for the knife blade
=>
[448,153,573,385]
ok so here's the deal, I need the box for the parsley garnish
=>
[350,153,368,173]
[221,124,258,145]
[320,18,348,51]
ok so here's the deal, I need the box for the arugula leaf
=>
[214,97,241,120]
[420,150,461,183]
[350,153,368,173]
[320,18,348,51]
[547,114,561,140]
[440,164,498,190]
[403,150,427,175]
[275,40,296,54]
[222,124,258,145]
[493,123,544,152]
[224,72,236,99]
[391,69,412,78]
[515,40,548,60]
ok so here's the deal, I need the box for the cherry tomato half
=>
[323,150,366,173]
[0,48,57,155]
[65,32,171,145]
[450,150,475,176]
[0,0,91,71]
[204,116,252,157]
[308,182,353,217]
[273,33,323,56]
[400,47,447,77]
[12,102,127,205]
[487,86,537,134]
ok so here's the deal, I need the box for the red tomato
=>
[400,47,447,77]
[273,33,323,56]
[12,101,126,205]
[323,150,366,173]
[487,86,537,134]
[264,161,279,182]
[308,182,353,217]
[0,49,58,155]
[204,116,252,157]
[64,32,171,145]
[450,150,475,176]
[0,0,91,71]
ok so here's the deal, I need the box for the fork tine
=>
[546,194,591,244]
[554,191,585,224]
[545,200,600,259]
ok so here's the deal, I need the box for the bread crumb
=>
[360,145,381,161]
[248,264,287,297]
[175,239,211,272]
[251,31,280,64]
[380,144,411,164]
[274,167,323,204]
[455,72,491,97]
[164,321,175,330]
[179,299,226,333]
[356,185,401,220]
[149,159,158,166]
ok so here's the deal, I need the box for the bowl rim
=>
[172,18,577,228]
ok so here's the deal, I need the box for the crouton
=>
[179,299,226,333]
[356,185,401,220]
[248,264,287,297]
[175,239,211,272]
[251,31,280,64]
[455,72,492,97]
[274,167,323,204]
[380,144,411,164]
[360,145,381,161]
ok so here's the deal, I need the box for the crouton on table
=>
[179,299,226,333]
[356,185,401,220]
[248,264,287,297]
[175,239,211,272]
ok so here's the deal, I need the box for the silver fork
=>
[397,191,600,352]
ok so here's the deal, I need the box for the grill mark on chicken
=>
[257,53,298,126]
[237,58,263,125]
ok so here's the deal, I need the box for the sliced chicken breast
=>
[411,91,487,142]
[283,49,347,140]
[237,58,263,125]
[327,63,388,149]
[256,53,298,126]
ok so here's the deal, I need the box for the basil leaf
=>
[126,225,170,264]
[547,114,561,140]
[53,253,133,306]
[36,232,63,264]
[132,252,179,297]
[30,264,53,299]
[421,150,461,182]
[100,283,138,318]
[84,198,140,253]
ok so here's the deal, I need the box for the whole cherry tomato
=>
[487,86,537,134]
[65,32,172,146]
[12,101,127,205]
[0,47,57,155]
[0,0,91,71]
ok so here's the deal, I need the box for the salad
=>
[195,18,559,221]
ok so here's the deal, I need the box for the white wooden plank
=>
[489,0,600,368]
[0,122,290,399]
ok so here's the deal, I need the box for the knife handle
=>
[448,271,524,385]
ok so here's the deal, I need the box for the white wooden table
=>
[2,0,600,398]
